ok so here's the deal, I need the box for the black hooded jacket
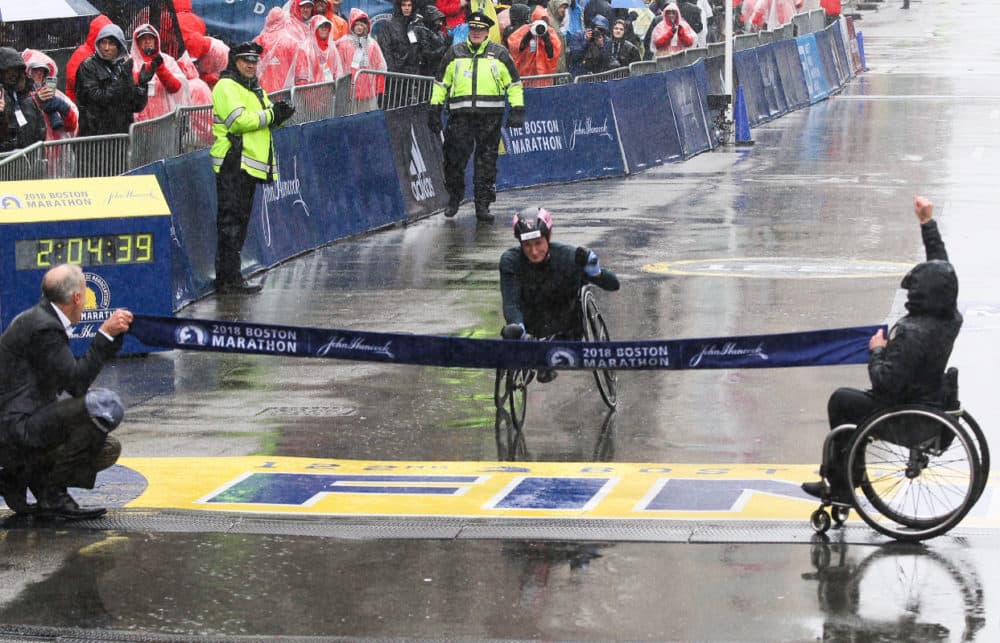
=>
[378,0,422,74]
[0,47,47,152]
[869,219,962,406]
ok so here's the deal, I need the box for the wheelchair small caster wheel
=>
[811,508,832,534]
[831,505,850,527]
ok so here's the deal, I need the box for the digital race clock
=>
[14,233,154,270]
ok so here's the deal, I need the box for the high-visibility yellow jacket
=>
[431,39,524,113]
[210,75,278,181]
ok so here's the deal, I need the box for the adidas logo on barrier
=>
[409,126,435,202]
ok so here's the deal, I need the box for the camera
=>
[531,20,548,36]
[44,76,58,91]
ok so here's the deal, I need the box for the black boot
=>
[34,486,106,520]
[475,203,495,223]
[444,197,460,218]
[0,471,35,515]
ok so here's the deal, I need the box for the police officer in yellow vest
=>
[428,11,524,222]
[210,41,295,294]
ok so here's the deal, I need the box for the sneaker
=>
[536,369,558,383]
[801,480,827,499]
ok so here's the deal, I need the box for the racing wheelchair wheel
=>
[847,406,981,542]
[581,287,617,410]
[495,368,531,432]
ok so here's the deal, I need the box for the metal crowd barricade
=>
[520,73,572,88]
[348,70,435,115]
[734,33,760,51]
[0,142,46,181]
[289,79,337,125]
[46,134,129,179]
[177,104,215,154]
[331,74,353,117]
[628,60,659,77]
[574,67,630,83]
[128,111,181,170]
[707,42,725,59]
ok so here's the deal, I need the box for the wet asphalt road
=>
[2,2,1000,640]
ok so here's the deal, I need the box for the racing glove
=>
[501,322,526,340]
[575,246,601,277]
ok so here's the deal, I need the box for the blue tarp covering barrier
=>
[131,314,884,371]
[773,38,811,111]
[124,19,857,312]
[758,44,789,120]
[497,82,626,189]
[608,72,683,171]
[813,29,843,97]
[665,62,713,159]
[734,48,770,126]
[797,33,832,104]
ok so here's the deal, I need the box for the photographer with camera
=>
[581,15,613,74]
[507,6,563,81]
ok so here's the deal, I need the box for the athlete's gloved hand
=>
[270,100,295,128]
[427,105,442,135]
[575,246,601,277]
[506,107,525,130]
[501,322,526,340]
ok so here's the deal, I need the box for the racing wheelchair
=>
[809,368,990,542]
[494,286,618,459]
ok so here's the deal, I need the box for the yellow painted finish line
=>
[119,457,998,527]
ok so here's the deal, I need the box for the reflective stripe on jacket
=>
[210,77,277,180]
[431,39,524,113]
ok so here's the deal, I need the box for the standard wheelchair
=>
[809,368,990,542]
[494,287,618,459]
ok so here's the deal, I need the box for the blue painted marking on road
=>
[641,479,810,511]
[492,477,612,510]
[203,473,481,505]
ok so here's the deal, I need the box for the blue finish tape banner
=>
[797,34,831,103]
[496,83,626,190]
[130,315,883,371]
[609,73,683,172]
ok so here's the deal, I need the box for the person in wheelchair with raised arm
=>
[803,195,962,502]
[499,206,620,382]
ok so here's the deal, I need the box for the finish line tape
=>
[130,315,883,371]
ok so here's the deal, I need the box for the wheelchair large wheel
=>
[955,409,990,505]
[581,288,617,409]
[494,407,527,461]
[847,407,980,542]
[507,368,530,431]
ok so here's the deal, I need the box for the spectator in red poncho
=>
[437,0,468,32]
[507,6,562,80]
[315,0,349,40]
[821,0,841,25]
[194,36,229,89]
[335,9,386,102]
[311,15,345,81]
[22,49,79,140]
[130,23,190,122]
[651,3,695,56]
[65,14,112,103]
[256,7,317,92]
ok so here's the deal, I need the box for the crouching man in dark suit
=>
[0,264,132,519]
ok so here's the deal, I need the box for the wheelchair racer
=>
[802,196,962,501]
[499,207,620,382]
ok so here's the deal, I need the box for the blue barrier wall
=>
[797,33,832,104]
[133,20,855,311]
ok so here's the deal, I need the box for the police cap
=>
[467,11,494,30]
[231,41,263,62]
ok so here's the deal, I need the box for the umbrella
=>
[610,0,650,9]
[0,0,100,50]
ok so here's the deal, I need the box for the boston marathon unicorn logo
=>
[175,324,209,347]
[546,347,578,368]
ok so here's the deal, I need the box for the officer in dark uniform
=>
[428,10,524,222]
[803,196,962,500]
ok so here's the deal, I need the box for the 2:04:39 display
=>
[14,233,154,271]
